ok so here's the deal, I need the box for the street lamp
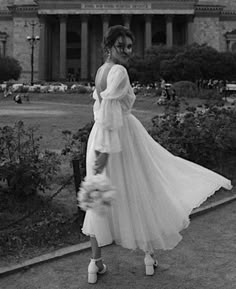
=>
[25,20,40,85]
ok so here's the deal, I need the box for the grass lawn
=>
[0,92,235,267]
[0,92,166,150]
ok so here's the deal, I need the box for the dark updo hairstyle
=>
[102,25,135,55]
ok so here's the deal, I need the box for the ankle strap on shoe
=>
[90,257,102,262]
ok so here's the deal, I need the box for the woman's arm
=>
[93,66,128,174]
[94,150,109,174]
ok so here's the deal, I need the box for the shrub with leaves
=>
[148,100,236,169]
[173,81,198,98]
[173,81,224,103]
[0,55,22,82]
[0,121,61,197]
[62,122,94,178]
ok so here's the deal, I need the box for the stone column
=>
[51,23,60,80]
[145,15,152,50]
[134,20,143,57]
[123,15,131,29]
[38,16,47,81]
[44,20,52,81]
[187,15,194,45]
[59,15,67,80]
[81,15,89,80]
[166,15,173,47]
[102,15,110,39]
[90,18,97,79]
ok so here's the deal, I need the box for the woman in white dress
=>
[81,25,232,284]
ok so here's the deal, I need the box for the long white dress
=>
[82,64,232,252]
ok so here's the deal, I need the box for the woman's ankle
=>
[95,259,104,271]
[90,257,104,271]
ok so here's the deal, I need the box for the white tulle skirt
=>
[82,113,232,252]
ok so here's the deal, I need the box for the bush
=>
[173,81,224,103]
[173,81,198,98]
[0,121,61,198]
[76,86,89,94]
[0,56,22,82]
[198,90,224,106]
[61,101,236,175]
[148,100,236,169]
[62,122,94,178]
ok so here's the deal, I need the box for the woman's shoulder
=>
[110,64,127,73]
[97,63,127,74]
[95,64,128,88]
[108,64,128,80]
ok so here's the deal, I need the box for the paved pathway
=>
[0,202,235,289]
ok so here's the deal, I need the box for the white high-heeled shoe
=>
[144,253,157,276]
[144,253,170,276]
[88,257,107,284]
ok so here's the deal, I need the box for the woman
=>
[82,25,232,284]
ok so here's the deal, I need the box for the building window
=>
[225,29,236,52]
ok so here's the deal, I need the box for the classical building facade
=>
[0,0,236,82]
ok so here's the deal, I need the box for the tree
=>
[182,44,221,80]
[128,55,153,84]
[129,43,236,83]
[0,56,22,82]
[129,45,184,84]
[145,45,184,82]
[145,44,183,61]
[160,55,201,82]
[217,52,236,80]
[160,44,236,82]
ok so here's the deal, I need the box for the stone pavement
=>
[0,201,236,289]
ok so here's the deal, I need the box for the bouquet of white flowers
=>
[77,174,116,215]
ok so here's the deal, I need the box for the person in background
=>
[4,83,12,98]
[14,94,22,104]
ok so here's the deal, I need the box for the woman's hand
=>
[94,150,109,174]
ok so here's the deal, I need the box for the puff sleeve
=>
[94,65,129,153]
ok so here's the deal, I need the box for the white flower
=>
[102,190,116,202]
[90,190,102,199]
[91,175,111,191]
[77,175,116,215]
[82,183,96,193]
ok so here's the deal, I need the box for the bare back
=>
[95,63,114,103]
